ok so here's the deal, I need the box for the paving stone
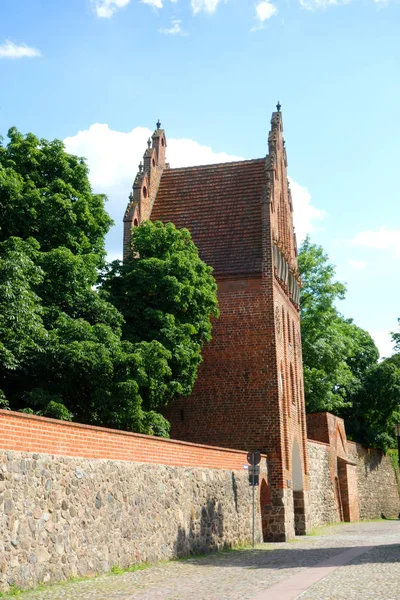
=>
[13,521,400,600]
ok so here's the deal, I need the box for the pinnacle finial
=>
[276,101,281,112]
[156,119,161,130]
[147,138,151,149]
[138,161,143,173]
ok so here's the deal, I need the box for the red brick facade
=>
[307,412,360,522]
[123,109,310,540]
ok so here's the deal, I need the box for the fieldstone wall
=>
[0,451,262,592]
[346,443,400,520]
[307,441,338,529]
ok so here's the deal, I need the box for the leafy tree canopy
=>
[299,236,400,452]
[0,127,111,256]
[343,353,400,452]
[392,319,400,353]
[0,129,218,437]
[298,236,379,413]
[101,220,219,409]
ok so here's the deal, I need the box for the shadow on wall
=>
[232,472,239,512]
[175,498,226,557]
[359,447,383,475]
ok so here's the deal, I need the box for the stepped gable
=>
[150,158,265,276]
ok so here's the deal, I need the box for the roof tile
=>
[151,159,265,276]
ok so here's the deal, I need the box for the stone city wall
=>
[0,452,260,592]
[346,442,400,520]
[0,411,264,592]
[307,440,338,529]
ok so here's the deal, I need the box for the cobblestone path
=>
[16,521,400,600]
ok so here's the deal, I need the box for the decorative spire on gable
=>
[123,120,168,261]
[265,105,298,278]
[152,120,167,167]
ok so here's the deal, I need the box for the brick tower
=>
[123,107,311,540]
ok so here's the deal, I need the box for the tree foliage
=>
[298,237,378,413]
[101,220,219,410]
[392,319,400,353]
[299,237,400,452]
[0,129,218,437]
[343,354,400,452]
[0,237,46,372]
[0,128,111,255]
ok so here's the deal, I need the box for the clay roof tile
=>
[151,159,265,276]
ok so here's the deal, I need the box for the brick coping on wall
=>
[0,410,265,471]
[307,438,330,447]
[346,440,358,448]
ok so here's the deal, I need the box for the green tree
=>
[0,128,111,255]
[344,354,400,452]
[101,220,219,410]
[298,237,400,452]
[0,129,218,437]
[298,237,379,413]
[392,318,400,352]
[0,237,46,372]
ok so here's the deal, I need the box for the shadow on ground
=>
[176,543,400,570]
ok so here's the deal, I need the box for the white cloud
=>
[348,259,367,269]
[91,0,131,18]
[64,124,152,193]
[167,138,243,166]
[0,40,41,59]
[255,1,278,24]
[351,226,400,258]
[191,0,224,14]
[160,19,186,34]
[289,178,327,244]
[142,0,163,8]
[64,123,323,259]
[64,123,243,192]
[370,329,395,360]
[64,123,243,258]
[299,0,349,9]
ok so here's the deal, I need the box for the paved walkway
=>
[16,521,400,600]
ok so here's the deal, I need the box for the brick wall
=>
[307,412,399,524]
[0,410,256,470]
[165,275,279,455]
[164,111,311,540]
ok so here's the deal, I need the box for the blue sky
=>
[1,0,400,357]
